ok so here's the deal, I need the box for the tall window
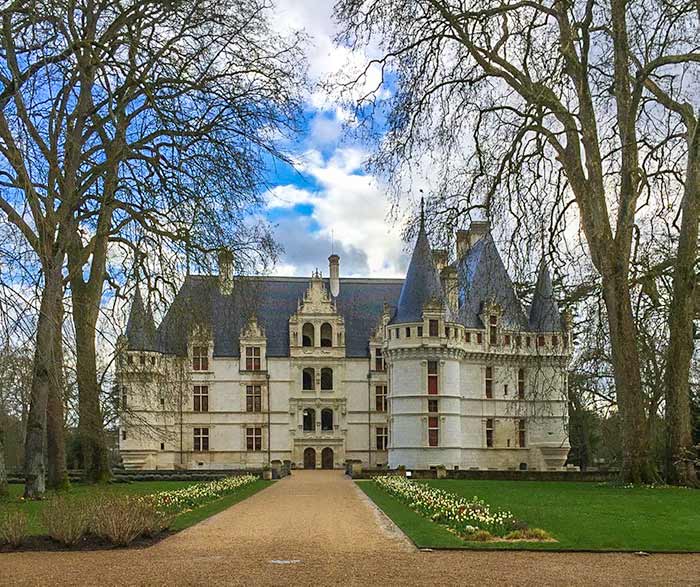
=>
[489,315,498,345]
[518,419,526,447]
[375,385,387,412]
[375,348,385,371]
[518,368,525,400]
[321,368,333,390]
[376,427,388,450]
[537,335,545,347]
[194,427,209,451]
[192,345,208,371]
[193,385,209,412]
[121,429,127,441]
[429,319,439,337]
[552,335,559,347]
[405,326,411,338]
[245,346,261,370]
[302,322,315,347]
[303,408,315,431]
[428,416,439,447]
[485,419,494,447]
[246,427,262,451]
[477,332,483,344]
[417,326,423,337]
[321,408,333,431]
[246,385,262,412]
[427,361,438,395]
[485,367,493,398]
[302,368,315,390]
[320,323,333,347]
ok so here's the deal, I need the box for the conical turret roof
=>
[528,261,563,331]
[125,287,158,351]
[391,203,445,324]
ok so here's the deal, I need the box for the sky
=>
[263,1,412,279]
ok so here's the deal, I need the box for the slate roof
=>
[528,261,564,331]
[391,214,446,325]
[151,275,403,358]
[125,288,158,351]
[455,234,529,330]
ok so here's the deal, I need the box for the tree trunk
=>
[664,122,699,486]
[601,270,657,484]
[24,262,64,498]
[46,295,69,490]
[0,424,8,497]
[72,285,111,483]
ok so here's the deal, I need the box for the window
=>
[526,336,531,347]
[321,367,333,390]
[121,388,127,410]
[428,416,439,447]
[395,328,400,339]
[537,335,545,347]
[246,385,262,412]
[429,319,439,337]
[376,427,388,450]
[489,315,498,345]
[515,335,522,348]
[477,332,483,344]
[320,323,333,347]
[518,419,526,447]
[245,346,261,370]
[427,361,438,395]
[518,368,525,399]
[121,429,127,441]
[127,355,134,364]
[504,384,508,396]
[504,334,511,346]
[321,408,333,431]
[375,348,385,371]
[193,385,209,412]
[139,354,145,365]
[445,326,450,338]
[465,331,471,343]
[160,442,165,450]
[485,366,493,398]
[376,385,387,412]
[246,427,262,451]
[552,335,559,347]
[302,367,315,390]
[428,398,438,413]
[302,322,315,347]
[160,397,165,408]
[486,419,494,448]
[194,427,209,451]
[303,408,315,431]
[192,345,208,371]
[417,326,423,337]
[405,327,411,338]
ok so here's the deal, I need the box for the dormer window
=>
[302,323,315,347]
[374,348,385,371]
[429,319,439,337]
[192,345,208,371]
[489,315,498,345]
[245,346,261,371]
[320,323,333,347]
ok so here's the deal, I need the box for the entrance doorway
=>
[303,447,316,469]
[321,447,334,469]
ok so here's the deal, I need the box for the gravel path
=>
[1,470,698,586]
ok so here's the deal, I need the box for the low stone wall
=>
[351,467,621,482]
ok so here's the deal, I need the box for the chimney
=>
[441,266,459,313]
[456,230,469,259]
[432,249,448,273]
[328,254,340,297]
[218,249,234,295]
[468,221,490,247]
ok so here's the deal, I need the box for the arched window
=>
[302,368,315,390]
[320,322,333,347]
[321,367,333,390]
[302,323,315,347]
[303,408,316,431]
[321,408,333,431]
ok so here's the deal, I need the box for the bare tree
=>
[334,0,698,483]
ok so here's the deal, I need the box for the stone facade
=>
[118,221,570,471]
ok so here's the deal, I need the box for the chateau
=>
[117,216,571,471]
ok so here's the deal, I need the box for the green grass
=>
[1,479,271,535]
[358,479,700,552]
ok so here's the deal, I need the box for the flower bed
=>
[147,474,258,513]
[374,475,532,540]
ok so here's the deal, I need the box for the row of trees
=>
[334,0,698,483]
[0,0,305,497]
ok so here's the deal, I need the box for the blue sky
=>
[260,1,412,279]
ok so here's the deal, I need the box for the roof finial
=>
[419,193,425,229]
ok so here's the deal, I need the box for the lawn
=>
[358,479,700,552]
[2,479,271,535]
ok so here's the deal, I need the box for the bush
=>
[466,529,494,542]
[505,528,552,541]
[0,510,28,547]
[41,497,89,547]
[92,495,171,546]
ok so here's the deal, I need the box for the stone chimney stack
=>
[328,254,340,297]
[441,266,459,313]
[218,249,234,295]
[456,230,469,259]
[432,249,448,273]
